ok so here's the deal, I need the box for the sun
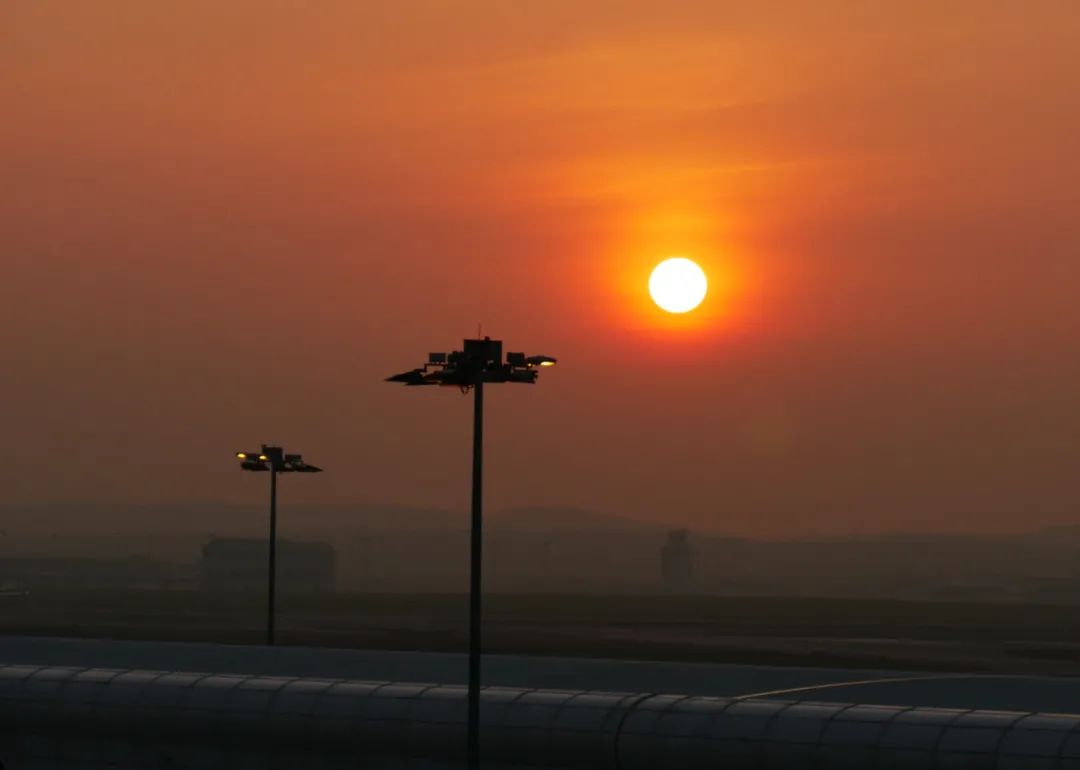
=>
[648,257,708,313]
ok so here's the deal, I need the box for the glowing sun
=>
[649,257,707,313]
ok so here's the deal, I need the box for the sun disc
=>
[649,257,707,313]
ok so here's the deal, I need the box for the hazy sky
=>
[3,1,1078,536]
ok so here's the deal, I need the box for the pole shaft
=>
[268,468,277,646]
[468,380,484,768]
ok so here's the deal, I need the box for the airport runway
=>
[3,634,1080,713]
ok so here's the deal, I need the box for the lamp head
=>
[387,368,436,386]
[507,368,539,384]
[525,355,557,368]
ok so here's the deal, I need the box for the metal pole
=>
[267,467,277,646]
[467,379,484,768]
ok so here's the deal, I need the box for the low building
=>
[200,538,336,594]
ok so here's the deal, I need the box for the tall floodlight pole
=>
[468,377,483,750]
[235,445,323,645]
[387,338,557,769]
[268,463,278,645]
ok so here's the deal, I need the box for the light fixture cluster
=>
[235,445,322,473]
[386,337,557,389]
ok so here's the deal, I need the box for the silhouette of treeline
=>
[3,502,1080,601]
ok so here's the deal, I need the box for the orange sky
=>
[2,1,1079,535]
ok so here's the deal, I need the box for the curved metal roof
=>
[0,664,1076,768]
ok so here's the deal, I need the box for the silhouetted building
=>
[661,530,696,593]
[200,538,336,593]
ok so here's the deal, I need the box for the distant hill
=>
[1030,525,1080,544]
[0,501,263,537]
[489,505,669,534]
[0,501,463,537]
[5,501,1066,542]
[0,501,670,537]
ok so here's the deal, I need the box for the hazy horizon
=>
[2,499,1078,540]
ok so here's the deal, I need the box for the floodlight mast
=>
[387,337,556,769]
[234,445,323,645]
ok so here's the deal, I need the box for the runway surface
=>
[3,635,1080,713]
